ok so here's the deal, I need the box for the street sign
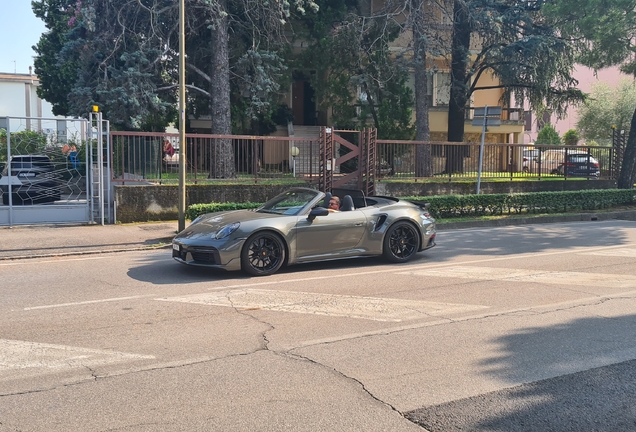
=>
[472,106,502,126]
[472,106,502,195]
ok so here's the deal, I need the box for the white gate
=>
[0,115,112,226]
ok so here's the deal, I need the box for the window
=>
[434,72,451,106]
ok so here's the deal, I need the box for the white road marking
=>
[293,289,636,349]
[156,289,488,322]
[580,248,636,257]
[397,266,636,288]
[209,243,636,291]
[23,295,155,311]
[0,339,154,374]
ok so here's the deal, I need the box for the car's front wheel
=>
[241,231,286,276]
[383,221,420,263]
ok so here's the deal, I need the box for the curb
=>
[0,242,172,261]
[436,210,636,230]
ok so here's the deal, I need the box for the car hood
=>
[175,209,281,241]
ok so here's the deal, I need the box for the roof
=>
[0,72,40,85]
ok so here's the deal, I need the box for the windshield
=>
[256,189,322,216]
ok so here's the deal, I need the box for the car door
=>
[294,210,368,261]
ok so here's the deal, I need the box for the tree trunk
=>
[617,107,636,189]
[413,0,432,177]
[446,0,471,174]
[209,0,235,179]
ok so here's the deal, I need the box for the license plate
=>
[18,173,36,178]
[172,243,180,252]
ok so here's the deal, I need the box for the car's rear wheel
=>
[383,221,419,263]
[241,231,286,276]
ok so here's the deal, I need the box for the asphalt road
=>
[1,220,636,431]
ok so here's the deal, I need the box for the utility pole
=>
[178,0,187,232]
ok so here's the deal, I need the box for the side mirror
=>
[308,207,329,222]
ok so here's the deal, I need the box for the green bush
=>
[403,189,636,219]
[186,189,636,221]
[187,202,262,220]
[536,124,562,145]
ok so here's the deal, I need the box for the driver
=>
[328,196,340,212]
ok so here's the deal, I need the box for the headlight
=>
[215,222,240,239]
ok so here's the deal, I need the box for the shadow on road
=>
[407,313,636,431]
[127,221,633,284]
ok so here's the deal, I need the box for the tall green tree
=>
[33,0,318,178]
[296,1,417,138]
[32,0,79,116]
[577,80,636,146]
[545,0,636,188]
[297,0,443,176]
[446,0,583,172]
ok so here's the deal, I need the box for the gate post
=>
[89,108,112,224]
[361,128,377,196]
[320,127,334,192]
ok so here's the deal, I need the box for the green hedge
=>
[187,202,262,220]
[187,189,636,221]
[401,189,636,219]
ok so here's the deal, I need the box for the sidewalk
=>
[0,222,179,260]
[1,210,635,260]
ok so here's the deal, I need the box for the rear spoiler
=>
[406,200,431,210]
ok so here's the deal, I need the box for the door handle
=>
[354,223,364,226]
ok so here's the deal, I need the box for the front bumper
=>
[172,240,243,272]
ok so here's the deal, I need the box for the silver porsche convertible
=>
[172,187,436,276]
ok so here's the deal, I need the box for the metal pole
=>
[97,110,105,225]
[476,105,488,194]
[88,113,95,223]
[6,117,13,226]
[105,119,112,223]
[178,0,187,232]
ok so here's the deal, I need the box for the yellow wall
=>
[472,72,503,108]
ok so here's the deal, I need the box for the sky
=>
[0,0,48,74]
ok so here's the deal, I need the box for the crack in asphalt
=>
[3,292,633,422]
[225,292,274,351]
[284,350,414,422]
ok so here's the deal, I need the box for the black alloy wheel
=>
[383,221,419,263]
[241,232,286,276]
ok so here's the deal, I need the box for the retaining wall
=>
[114,180,617,223]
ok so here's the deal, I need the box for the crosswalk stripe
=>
[397,266,636,288]
[580,248,636,257]
[157,289,488,322]
[0,339,154,374]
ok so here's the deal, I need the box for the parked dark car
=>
[0,155,62,205]
[556,152,600,178]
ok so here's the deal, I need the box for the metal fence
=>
[110,132,321,184]
[0,115,111,226]
[376,141,616,181]
[110,131,618,184]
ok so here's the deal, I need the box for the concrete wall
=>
[114,184,310,223]
[114,180,617,223]
[374,179,617,197]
